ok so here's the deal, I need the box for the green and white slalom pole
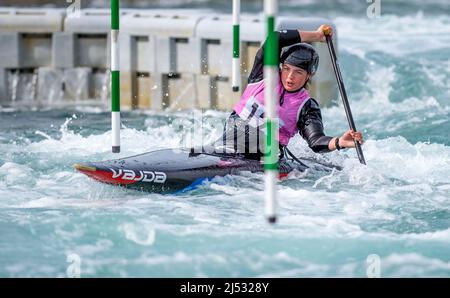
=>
[111,0,121,153]
[264,0,279,224]
[232,0,240,92]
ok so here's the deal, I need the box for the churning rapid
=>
[1,1,450,277]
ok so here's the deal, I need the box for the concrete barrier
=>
[0,8,63,106]
[0,68,7,103]
[0,8,63,33]
[120,11,204,110]
[7,69,37,106]
[0,8,63,70]
[37,67,63,104]
[64,68,91,101]
[64,10,110,68]
[62,9,113,105]
[0,33,20,68]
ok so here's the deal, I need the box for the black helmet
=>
[280,43,319,75]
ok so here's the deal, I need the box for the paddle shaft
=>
[325,35,366,165]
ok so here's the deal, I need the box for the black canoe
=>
[74,148,337,193]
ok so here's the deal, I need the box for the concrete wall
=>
[0,8,338,110]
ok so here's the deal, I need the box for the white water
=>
[1,10,450,277]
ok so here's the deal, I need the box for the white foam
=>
[0,162,34,186]
[25,115,186,156]
[381,253,450,276]
[71,239,114,256]
[396,227,450,242]
[74,106,107,114]
[119,222,156,246]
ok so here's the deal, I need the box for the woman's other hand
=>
[339,130,364,148]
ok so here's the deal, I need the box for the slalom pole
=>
[324,29,366,165]
[264,0,279,224]
[111,0,121,153]
[232,0,241,92]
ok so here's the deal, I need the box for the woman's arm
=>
[297,99,333,153]
[298,99,364,152]
[298,25,332,43]
[328,131,364,151]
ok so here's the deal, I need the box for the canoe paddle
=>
[324,28,366,165]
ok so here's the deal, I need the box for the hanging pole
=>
[232,0,241,92]
[264,0,278,224]
[111,0,121,153]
